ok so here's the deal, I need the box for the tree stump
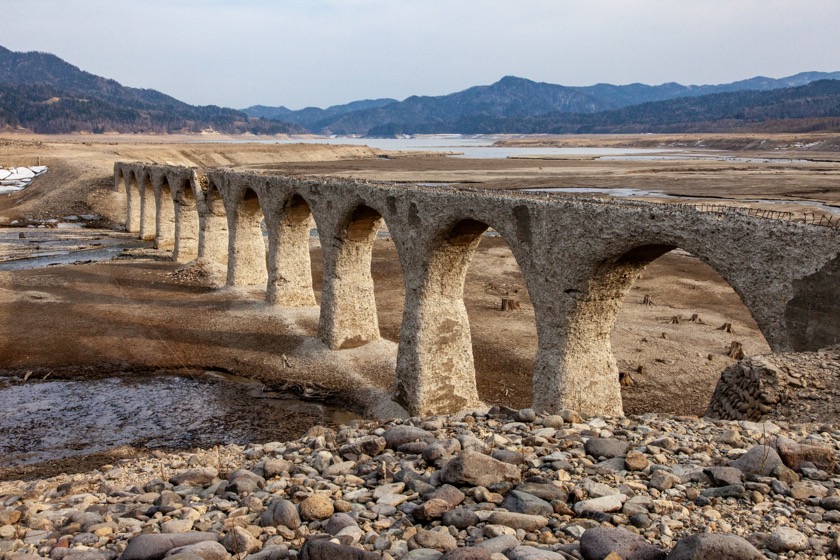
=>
[669,316,681,324]
[661,332,668,340]
[689,314,703,323]
[642,294,654,306]
[619,371,635,386]
[636,365,646,375]
[717,322,734,333]
[727,341,745,359]
[500,297,520,311]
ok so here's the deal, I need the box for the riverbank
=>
[0,407,837,560]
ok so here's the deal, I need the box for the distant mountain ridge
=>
[2,43,839,136]
[245,72,840,135]
[0,45,303,134]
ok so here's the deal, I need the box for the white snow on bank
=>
[0,166,48,194]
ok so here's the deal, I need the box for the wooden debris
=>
[619,370,635,386]
[636,365,647,375]
[717,322,735,333]
[642,294,654,306]
[669,316,681,324]
[661,332,668,340]
[689,314,704,323]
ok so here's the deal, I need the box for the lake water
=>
[268,136,675,159]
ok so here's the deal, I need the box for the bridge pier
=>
[172,177,200,262]
[319,205,383,349]
[198,181,228,266]
[266,195,316,306]
[226,189,268,287]
[123,171,141,233]
[154,177,176,251]
[138,173,156,241]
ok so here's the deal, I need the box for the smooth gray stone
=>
[121,532,219,560]
[665,533,765,560]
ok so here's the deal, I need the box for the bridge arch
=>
[318,202,394,349]
[394,216,537,415]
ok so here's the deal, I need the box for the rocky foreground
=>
[1,409,839,560]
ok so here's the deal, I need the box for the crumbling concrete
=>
[113,163,840,418]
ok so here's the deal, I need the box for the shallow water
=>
[0,372,358,467]
[0,228,146,271]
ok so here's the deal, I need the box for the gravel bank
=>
[1,409,838,560]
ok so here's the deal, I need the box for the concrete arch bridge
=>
[113,163,840,418]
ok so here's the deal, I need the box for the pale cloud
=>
[2,0,838,109]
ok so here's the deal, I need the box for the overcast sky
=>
[3,0,839,110]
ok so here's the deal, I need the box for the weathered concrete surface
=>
[113,163,840,418]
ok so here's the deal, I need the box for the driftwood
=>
[619,371,635,386]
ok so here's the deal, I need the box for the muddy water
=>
[0,372,359,468]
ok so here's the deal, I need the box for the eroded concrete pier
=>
[114,163,840,417]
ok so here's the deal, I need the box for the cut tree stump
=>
[619,371,635,386]
[500,297,520,311]
[669,316,681,324]
[727,341,745,359]
[689,314,704,323]
[717,322,735,333]
[642,294,654,306]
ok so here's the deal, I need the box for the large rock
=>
[299,538,380,560]
[383,426,436,449]
[439,549,491,560]
[486,512,548,532]
[221,527,261,555]
[665,534,765,560]
[412,528,458,552]
[730,445,784,476]
[514,483,568,502]
[165,541,229,560]
[773,436,837,472]
[261,499,300,529]
[440,451,521,487]
[169,468,218,487]
[584,438,630,459]
[573,494,627,515]
[768,527,809,553]
[580,527,665,560]
[500,490,553,516]
[506,546,569,560]
[121,532,219,560]
[299,495,334,521]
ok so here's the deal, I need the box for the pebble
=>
[0,408,836,560]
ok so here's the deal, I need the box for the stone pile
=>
[707,347,840,422]
[1,408,839,560]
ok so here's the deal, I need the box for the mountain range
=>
[0,45,303,134]
[1,44,839,136]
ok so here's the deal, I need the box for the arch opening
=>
[173,178,200,262]
[582,244,771,416]
[319,204,391,349]
[395,219,537,415]
[267,194,317,306]
[227,188,268,287]
[155,177,176,252]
